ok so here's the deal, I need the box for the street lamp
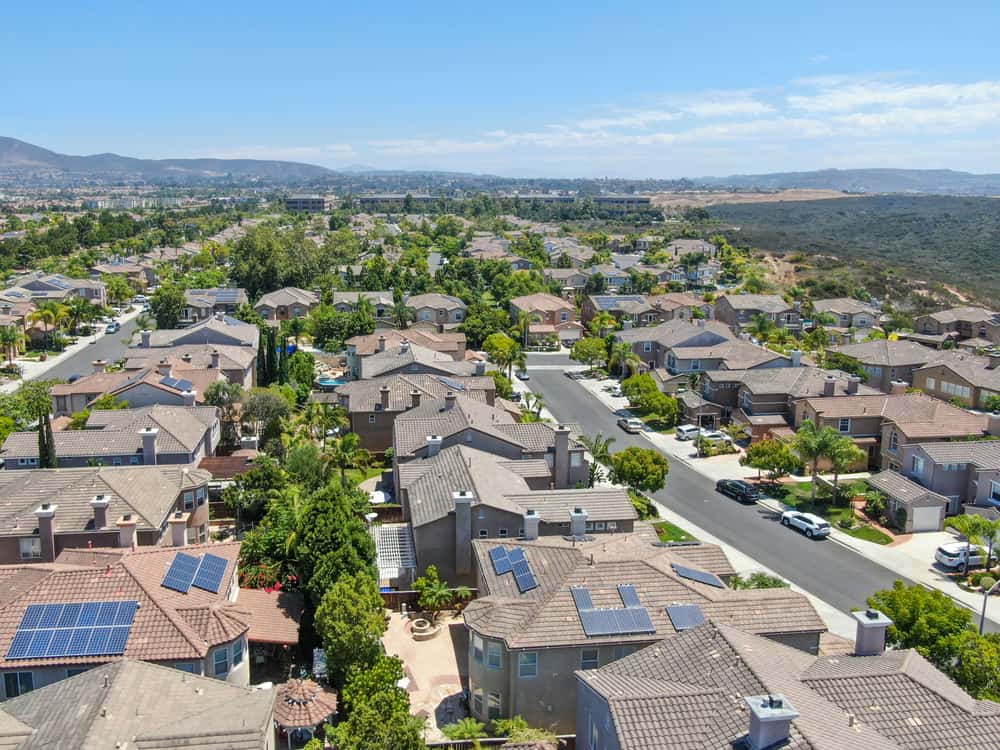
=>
[980,578,1000,634]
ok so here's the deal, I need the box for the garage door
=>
[911,505,942,533]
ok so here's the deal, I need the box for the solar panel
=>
[6,601,138,660]
[96,602,119,626]
[436,376,467,392]
[113,601,138,626]
[6,631,31,659]
[666,604,705,631]
[191,553,229,593]
[507,548,526,564]
[57,603,82,629]
[174,378,194,392]
[618,584,642,609]
[511,559,530,577]
[572,585,656,637]
[514,570,538,593]
[489,547,512,575]
[38,605,62,629]
[571,586,595,611]
[25,630,53,658]
[161,552,200,593]
[77,603,102,627]
[671,563,725,589]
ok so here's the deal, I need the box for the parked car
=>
[617,417,644,433]
[105,322,121,334]
[565,371,588,380]
[609,386,623,397]
[715,479,760,504]
[676,424,700,441]
[133,294,148,303]
[699,429,732,443]
[780,511,831,538]
[935,542,994,569]
[515,371,530,381]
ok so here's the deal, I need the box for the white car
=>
[676,424,699,440]
[617,417,644,433]
[698,429,732,443]
[935,542,993,569]
[780,511,831,538]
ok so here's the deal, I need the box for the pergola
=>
[273,677,339,749]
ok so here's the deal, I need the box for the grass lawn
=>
[771,481,892,545]
[344,465,385,485]
[653,520,697,543]
[842,525,893,545]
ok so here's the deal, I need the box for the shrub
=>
[981,576,996,591]
[969,572,985,587]
[838,517,856,530]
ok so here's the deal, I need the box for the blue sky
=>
[3,1,1000,177]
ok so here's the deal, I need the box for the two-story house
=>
[139,314,260,350]
[827,339,935,392]
[714,294,800,333]
[509,293,583,345]
[614,319,735,372]
[877,393,991,471]
[254,287,319,322]
[405,293,467,328]
[331,291,394,319]
[581,296,659,329]
[6,272,106,307]
[911,350,1000,409]
[343,329,467,379]
[180,288,249,325]
[358,340,483,380]
[647,292,713,322]
[124,344,257,389]
[811,298,879,331]
[913,306,1000,345]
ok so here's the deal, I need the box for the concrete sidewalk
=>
[0,306,142,394]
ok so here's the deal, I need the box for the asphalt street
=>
[526,365,1000,632]
[41,317,141,382]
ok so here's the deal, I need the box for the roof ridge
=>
[119,558,210,657]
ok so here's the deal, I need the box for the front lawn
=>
[842,525,893,545]
[653,520,697,543]
[771,481,892,545]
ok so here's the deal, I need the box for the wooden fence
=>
[381,588,478,611]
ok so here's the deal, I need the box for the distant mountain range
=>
[698,168,1000,196]
[0,137,333,183]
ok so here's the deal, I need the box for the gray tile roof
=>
[393,395,521,457]
[812,297,879,316]
[706,367,880,398]
[331,290,393,306]
[124,343,256,372]
[672,339,787,369]
[360,342,479,379]
[866,470,948,508]
[144,316,258,349]
[924,306,998,325]
[615,319,732,348]
[0,659,273,749]
[464,536,821,650]
[828,339,935,368]
[335,373,494,413]
[916,350,1000,390]
[254,286,318,309]
[917,439,1000,468]
[405,292,466,311]
[720,293,794,313]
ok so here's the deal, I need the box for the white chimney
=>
[426,435,443,457]
[139,427,159,465]
[157,359,172,378]
[889,380,908,396]
[169,511,189,547]
[117,513,137,549]
[377,335,387,353]
[745,694,799,750]
[34,504,57,562]
[140,329,151,348]
[570,507,588,538]
[90,495,110,530]
[790,349,802,367]
[522,509,540,540]
[847,375,861,395]
[92,359,108,374]
[379,385,391,411]
[182,389,196,407]
[853,608,893,656]
[210,350,221,369]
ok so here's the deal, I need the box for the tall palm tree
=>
[579,432,616,487]
[523,392,544,417]
[284,316,306,347]
[324,432,372,487]
[0,325,23,366]
[300,402,348,447]
[65,296,97,334]
[28,301,69,352]
[517,311,541,348]
[354,294,376,321]
[746,313,775,343]
[393,299,411,330]
[828,437,866,504]
[609,341,640,381]
[944,514,999,576]
[791,419,840,501]
[589,311,617,338]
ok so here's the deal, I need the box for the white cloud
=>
[788,79,1000,113]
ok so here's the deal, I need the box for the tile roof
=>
[331,290,393,306]
[828,339,935,368]
[812,298,879,316]
[799,393,987,442]
[393,395,517,457]
[405,292,466,311]
[183,287,249,309]
[510,293,573,313]
[615,318,733,347]
[124,343,256,372]
[916,351,1000,390]
[273,678,338,729]
[360,342,480,379]
[0,542,241,669]
[197,454,257,480]
[924,306,999,325]
[254,286,318,309]
[346,327,466,356]
[719,293,794,313]
[335,373,494,412]
[0,465,211,535]
[50,371,132,397]
[647,292,706,310]
[708,367,880,398]
[464,536,820,650]
[144,316,258,349]
[917,439,1000,468]
[867,470,949,508]
[0,659,275,750]
[672,339,787,369]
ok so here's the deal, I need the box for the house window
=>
[911,456,925,476]
[478,529,488,538]
[613,645,634,660]
[214,647,229,678]
[129,455,140,465]
[518,651,537,678]
[293,307,302,317]
[498,528,508,538]
[690,360,700,371]
[472,688,484,716]
[838,418,851,433]
[4,672,33,698]
[19,538,40,560]
[472,634,484,664]
[925,377,936,390]
[196,487,206,506]
[560,312,568,322]
[990,481,1000,503]
[889,431,899,453]
[571,452,583,467]
[66,668,90,677]
[486,641,502,670]
[643,342,652,352]
[368,414,376,424]
[232,638,244,666]
[581,648,600,670]
[112,456,122,466]
[487,692,502,720]
[17,458,38,466]
[183,492,195,511]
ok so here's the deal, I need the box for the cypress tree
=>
[43,413,57,468]
[37,410,48,467]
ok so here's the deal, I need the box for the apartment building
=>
[285,194,326,212]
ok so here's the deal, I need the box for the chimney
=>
[426,435,443,457]
[847,375,861,395]
[988,413,1000,438]
[569,506,588,538]
[210,350,220,369]
[377,335,386,353]
[823,375,836,397]
[181,353,193,363]
[790,349,802,367]
[553,424,571,489]
[34,504,57,562]
[453,491,474,575]
[90,495,110,530]
[117,513,137,549]
[987,354,1000,370]
[92,359,108,374]
[169,511,189,547]
[444,391,457,410]
[522,509,540,540]
[379,385,391,411]
[745,694,799,750]
[182,389,197,407]
[889,379,908,396]
[474,360,486,376]
[622,318,633,330]
[410,389,422,409]
[157,359,172,378]
[139,427,159,465]
[140,329,151,348]
[400,338,410,354]
[696,318,706,328]
[853,608,893,656]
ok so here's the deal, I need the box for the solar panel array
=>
[571,584,656,638]
[666,603,705,631]
[160,376,194,391]
[161,552,230,594]
[671,563,725,589]
[6,601,137,660]
[436,376,467,392]
[596,295,646,310]
[488,546,538,593]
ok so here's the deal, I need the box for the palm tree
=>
[746,313,775,343]
[392,299,411,330]
[300,402,348,447]
[944,515,999,576]
[609,341,640,381]
[523,392,544,418]
[28,301,69,352]
[516,311,541,348]
[0,325,23,366]
[442,717,488,742]
[354,294,376,321]
[284,316,306,347]
[324,432,372,487]
[828,437,866,504]
[589,311,617,338]
[791,419,840,501]
[65,296,97,334]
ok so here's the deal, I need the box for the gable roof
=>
[405,293,466,311]
[145,316,258,349]
[719,293,793,313]
[922,306,999,325]
[802,392,987,438]
[828,339,935,368]
[670,339,788,369]
[331,290,393,307]
[334,373,494,413]
[510,293,572,313]
[915,350,1000,391]
[345,327,466,357]
[707,367,880,398]
[359,342,480,379]
[916,439,1000,468]
[812,298,879,316]
[183,287,248,309]
[254,286,318,309]
[124,343,256,372]
[867,470,949,508]
[615,318,733,348]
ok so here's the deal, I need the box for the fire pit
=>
[411,617,439,641]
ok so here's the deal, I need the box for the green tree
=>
[203,381,244,449]
[29,301,69,351]
[489,370,514,399]
[868,581,971,666]
[828,436,867,503]
[222,455,286,526]
[483,332,521,378]
[740,438,798,481]
[579,432,615,487]
[460,304,510,349]
[608,340,640,381]
[242,387,292,442]
[570,337,608,373]
[944,514,999,576]
[0,324,23,366]
[792,419,840,501]
[324,431,372,487]
[984,394,1000,412]
[620,374,660,408]
[442,718,487,741]
[314,572,387,689]
[746,313,775,342]
[286,350,316,389]
[942,630,1000,700]
[731,572,790,590]
[610,446,670,493]
[413,564,472,623]
[333,655,425,750]
[101,274,134,307]
[150,284,186,329]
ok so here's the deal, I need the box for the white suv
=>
[935,542,993,569]
[780,511,831,538]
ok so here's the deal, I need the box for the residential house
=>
[464,531,823,732]
[912,350,1000,409]
[509,293,583,345]
[0,659,277,747]
[811,297,879,330]
[885,434,1000,519]
[545,239,596,268]
[331,291,394,320]
[827,339,935,392]
[405,293,467,327]
[878,393,991,471]
[90,257,157,288]
[647,292,713,322]
[0,465,212,563]
[2,405,219,471]
[358,340,483,380]
[714,294,801,332]
[543,268,590,294]
[614,319,735,372]
[702,367,881,439]
[665,238,717,259]
[180,288,249,325]
[0,542,263,696]
[124,343,257,389]
[581,295,659,329]
[139,245,200,265]
[344,329,467,378]
[329,373,496,452]
[6,272,106,307]
[576,612,1000,750]
[913,306,1000,344]
[465,236,512,259]
[254,286,319,322]
[396,445,636,585]
[139,314,260,350]
[588,264,630,292]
